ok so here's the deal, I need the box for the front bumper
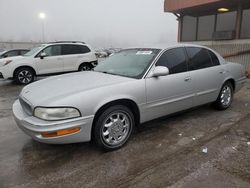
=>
[13,100,94,144]
[0,66,11,79]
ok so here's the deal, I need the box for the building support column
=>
[235,4,242,39]
[173,13,182,42]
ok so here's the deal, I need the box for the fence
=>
[1,40,250,70]
[191,39,250,71]
[0,41,41,50]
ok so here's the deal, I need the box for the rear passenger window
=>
[5,50,19,57]
[156,48,188,74]
[209,50,220,66]
[186,47,213,71]
[20,50,28,55]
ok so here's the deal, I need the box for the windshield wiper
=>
[95,70,121,76]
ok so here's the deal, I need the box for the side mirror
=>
[152,66,169,77]
[3,54,8,58]
[39,52,47,59]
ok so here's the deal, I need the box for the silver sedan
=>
[13,44,246,150]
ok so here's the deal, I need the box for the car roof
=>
[126,43,213,51]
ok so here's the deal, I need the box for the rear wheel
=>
[214,82,234,110]
[93,105,135,151]
[79,63,93,71]
[14,67,34,85]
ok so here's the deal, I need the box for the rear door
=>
[62,44,91,72]
[186,47,225,106]
[36,45,64,74]
[145,48,194,121]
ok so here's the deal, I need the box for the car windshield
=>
[94,48,160,79]
[23,45,45,56]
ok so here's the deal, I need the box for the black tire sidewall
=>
[14,68,34,85]
[79,63,92,71]
[93,105,135,151]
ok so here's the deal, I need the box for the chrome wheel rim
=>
[220,85,232,106]
[101,112,130,146]
[18,70,32,84]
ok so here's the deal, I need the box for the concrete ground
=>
[0,78,249,188]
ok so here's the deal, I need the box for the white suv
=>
[0,41,97,84]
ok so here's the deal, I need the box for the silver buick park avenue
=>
[13,44,246,150]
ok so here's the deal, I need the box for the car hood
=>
[20,71,135,106]
[0,56,28,66]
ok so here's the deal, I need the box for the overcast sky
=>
[0,0,178,48]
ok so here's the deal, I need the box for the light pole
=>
[39,12,46,42]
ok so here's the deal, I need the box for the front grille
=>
[19,97,33,116]
[0,73,3,79]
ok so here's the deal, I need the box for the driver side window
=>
[156,48,188,74]
[39,45,62,57]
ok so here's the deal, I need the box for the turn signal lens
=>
[41,127,81,138]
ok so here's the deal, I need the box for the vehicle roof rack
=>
[48,41,86,44]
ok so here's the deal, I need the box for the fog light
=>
[41,127,81,138]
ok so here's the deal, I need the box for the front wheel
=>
[14,68,34,85]
[93,105,135,151]
[214,82,234,110]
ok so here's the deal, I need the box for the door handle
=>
[184,77,191,82]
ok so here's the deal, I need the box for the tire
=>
[14,67,34,85]
[214,82,234,110]
[93,105,135,151]
[79,63,93,71]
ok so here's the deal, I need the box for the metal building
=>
[164,0,250,70]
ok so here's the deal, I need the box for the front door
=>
[144,47,194,122]
[36,45,64,74]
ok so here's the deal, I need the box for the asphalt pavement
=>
[0,78,249,188]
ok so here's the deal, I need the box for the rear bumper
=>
[13,100,94,144]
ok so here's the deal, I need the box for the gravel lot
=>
[0,78,250,188]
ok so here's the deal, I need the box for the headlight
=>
[4,60,12,66]
[34,107,81,121]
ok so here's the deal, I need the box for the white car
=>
[0,42,97,84]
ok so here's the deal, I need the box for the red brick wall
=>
[164,0,221,12]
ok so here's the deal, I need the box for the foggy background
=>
[0,0,178,48]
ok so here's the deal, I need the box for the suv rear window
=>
[62,45,90,55]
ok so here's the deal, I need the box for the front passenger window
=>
[156,48,188,74]
[41,45,62,57]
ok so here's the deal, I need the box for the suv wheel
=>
[214,82,234,110]
[79,63,93,71]
[14,67,34,85]
[93,105,135,151]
